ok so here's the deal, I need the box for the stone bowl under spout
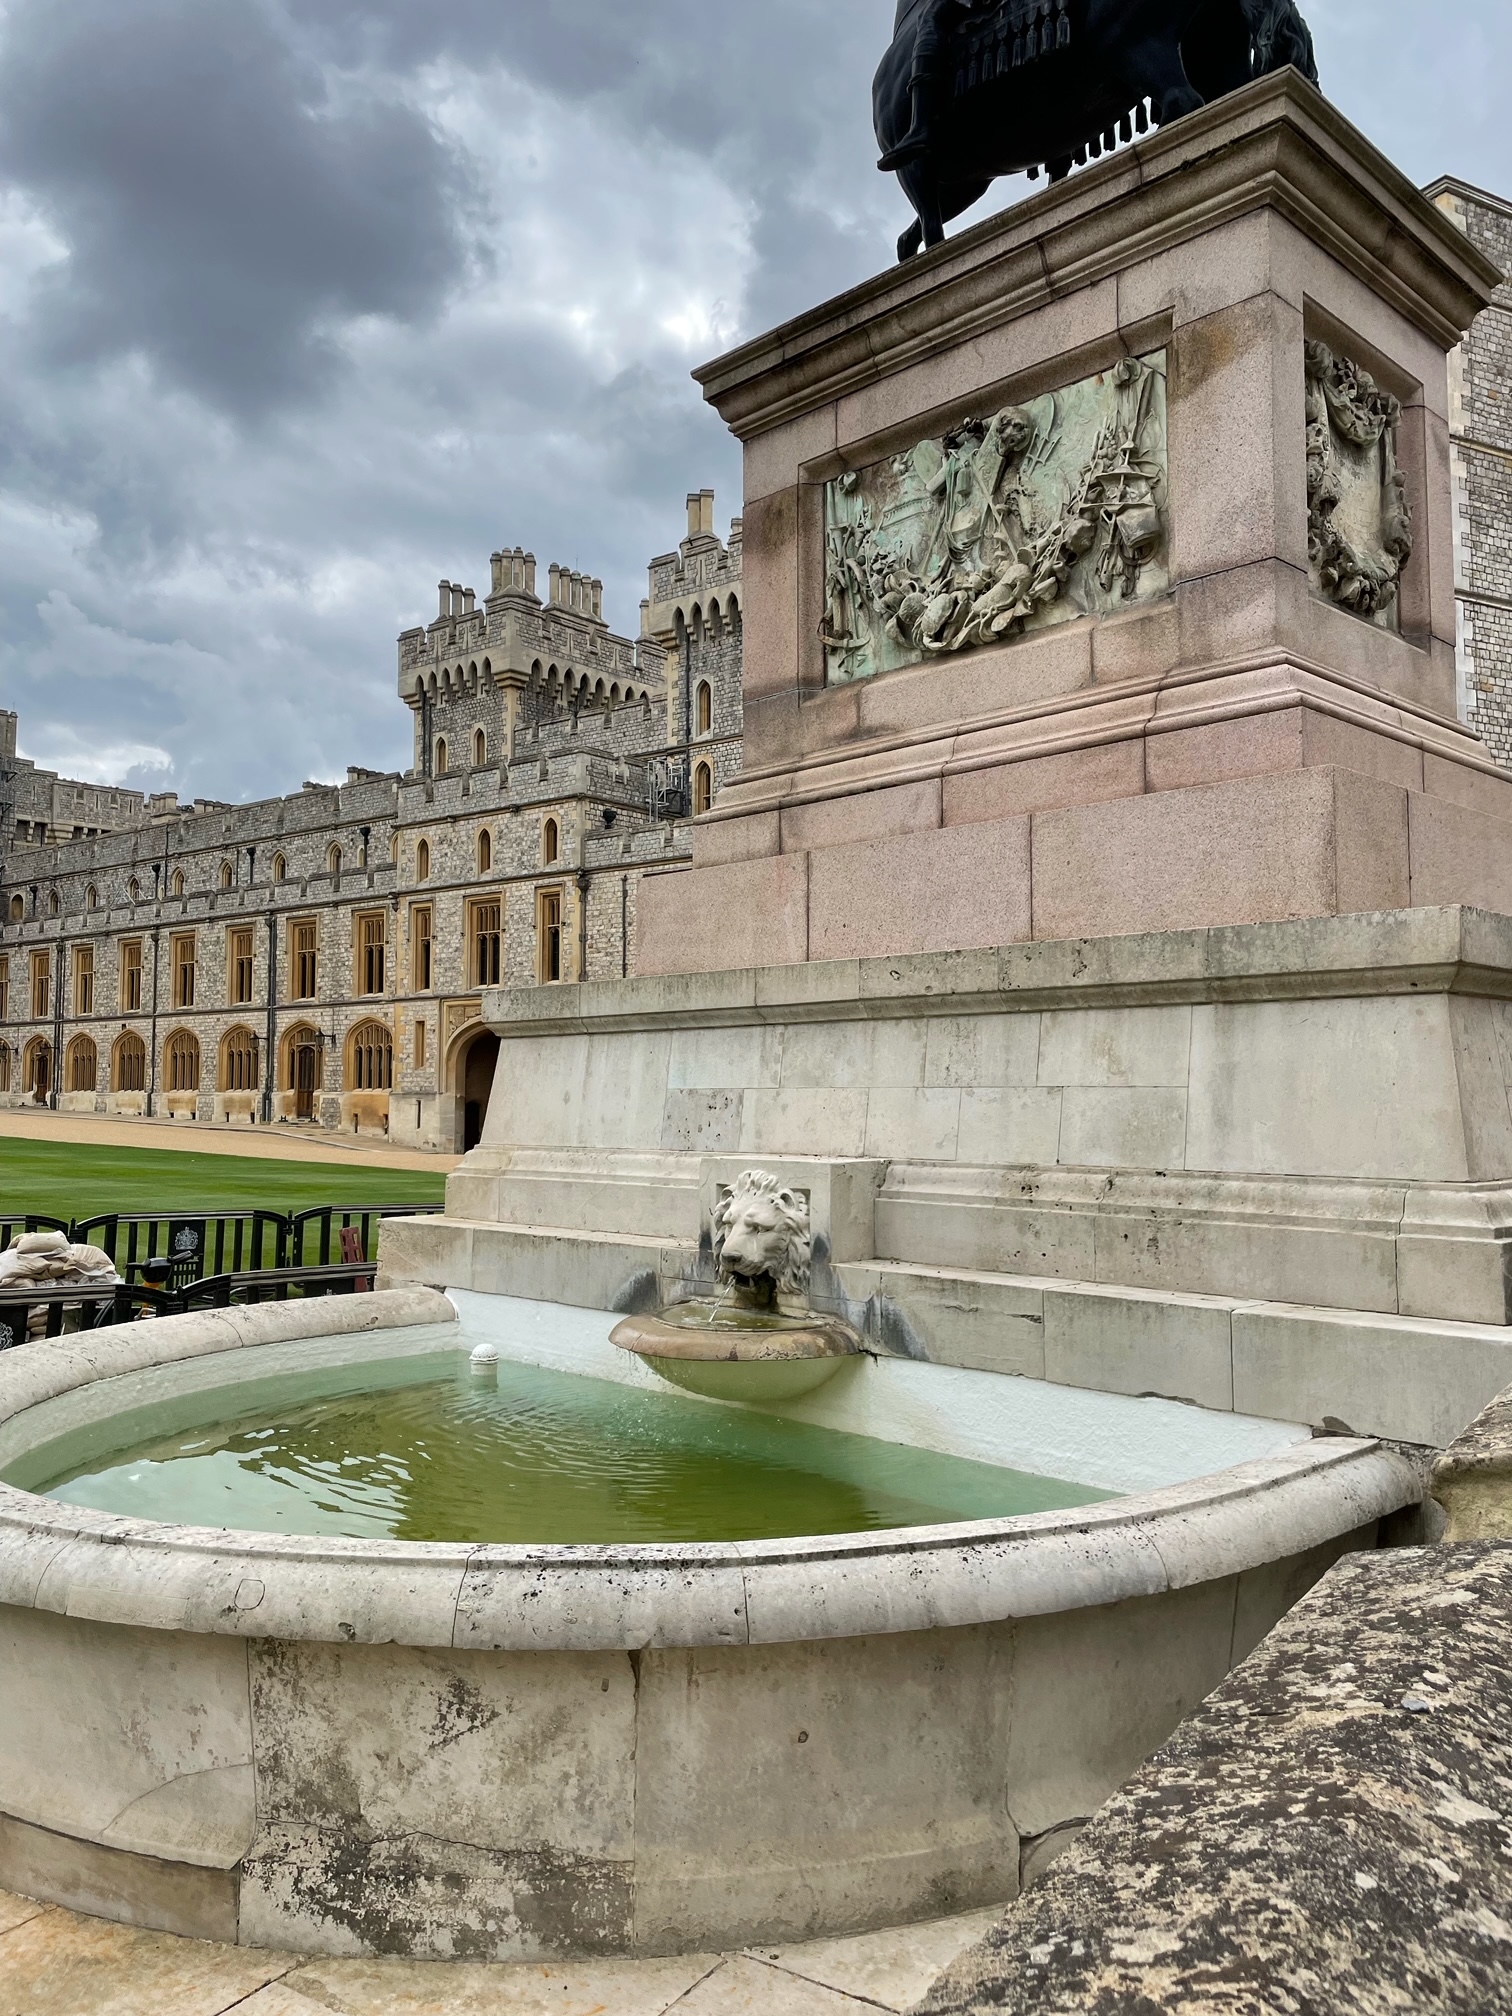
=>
[610,1169,866,1400]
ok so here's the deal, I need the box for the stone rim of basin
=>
[0,1289,1421,1654]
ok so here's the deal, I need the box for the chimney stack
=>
[438,581,451,621]
[463,588,476,615]
[525,553,538,596]
[490,552,504,594]
[549,563,562,605]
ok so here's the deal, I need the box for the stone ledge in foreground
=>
[916,1540,1512,2015]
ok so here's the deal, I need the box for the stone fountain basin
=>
[0,1288,1418,1963]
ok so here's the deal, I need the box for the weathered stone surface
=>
[1432,1380,1512,1540]
[917,1543,1512,2016]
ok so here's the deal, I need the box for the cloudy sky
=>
[1,1,1509,805]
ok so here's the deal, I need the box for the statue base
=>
[637,73,1509,977]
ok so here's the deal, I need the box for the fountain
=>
[1,70,1506,1975]
[609,1169,865,1400]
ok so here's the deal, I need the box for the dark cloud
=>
[0,0,476,412]
[1,0,1510,806]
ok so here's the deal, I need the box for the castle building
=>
[3,162,1510,1157]
[0,497,742,1151]
[1433,178,1512,765]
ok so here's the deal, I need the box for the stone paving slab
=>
[919,1542,1512,2015]
[0,1891,997,2015]
[0,1904,289,2015]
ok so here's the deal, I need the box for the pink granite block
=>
[833,278,1121,458]
[1302,593,1456,718]
[739,488,799,706]
[854,625,1093,741]
[808,818,1031,963]
[1333,770,1411,914]
[1089,599,1180,688]
[1167,292,1306,583]
[1115,208,1282,332]
[781,778,942,855]
[636,854,809,976]
[1145,710,1305,795]
[1408,795,1512,917]
[1030,770,1341,940]
[1420,752,1512,824]
[1174,559,1297,670]
[744,405,838,508]
[944,741,1144,825]
[1299,710,1425,794]
[693,811,782,869]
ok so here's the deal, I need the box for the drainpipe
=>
[147,865,162,1118]
[621,875,628,979]
[50,932,65,1111]
[263,907,277,1125]
[575,870,590,983]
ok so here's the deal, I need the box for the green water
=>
[7,1352,1110,1545]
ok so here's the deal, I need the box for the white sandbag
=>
[15,1230,69,1257]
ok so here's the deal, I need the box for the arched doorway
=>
[24,1039,51,1106]
[461,1031,500,1152]
[282,1024,323,1121]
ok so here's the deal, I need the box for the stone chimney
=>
[686,489,717,540]
[438,581,452,621]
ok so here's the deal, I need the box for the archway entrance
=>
[294,1041,319,1120]
[461,1031,500,1152]
[26,1041,51,1107]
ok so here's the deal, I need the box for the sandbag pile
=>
[0,1229,123,1290]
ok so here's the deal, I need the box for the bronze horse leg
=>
[896,166,991,260]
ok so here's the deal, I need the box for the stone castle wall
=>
[1435,180,1512,763]
[0,503,744,1151]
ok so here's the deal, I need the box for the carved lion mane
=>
[712,1170,813,1298]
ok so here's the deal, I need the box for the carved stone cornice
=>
[697,73,1502,441]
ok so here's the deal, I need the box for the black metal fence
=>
[1,1202,441,1287]
[0,1262,385,1352]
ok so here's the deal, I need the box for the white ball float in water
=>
[469,1342,501,1373]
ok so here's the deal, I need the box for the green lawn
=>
[1,1139,447,1226]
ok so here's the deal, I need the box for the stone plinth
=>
[637,73,1507,977]
[380,908,1512,1448]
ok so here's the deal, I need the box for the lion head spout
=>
[712,1171,813,1302]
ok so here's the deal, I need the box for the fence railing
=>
[0,1261,383,1351]
[1,1202,441,1291]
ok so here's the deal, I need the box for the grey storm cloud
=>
[0,0,476,411]
[0,0,1510,805]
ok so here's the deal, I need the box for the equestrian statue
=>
[876,0,1320,261]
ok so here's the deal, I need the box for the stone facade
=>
[1432,178,1512,763]
[0,711,146,854]
[0,498,743,1151]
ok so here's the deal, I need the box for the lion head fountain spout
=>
[610,1169,865,1401]
[712,1169,812,1313]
